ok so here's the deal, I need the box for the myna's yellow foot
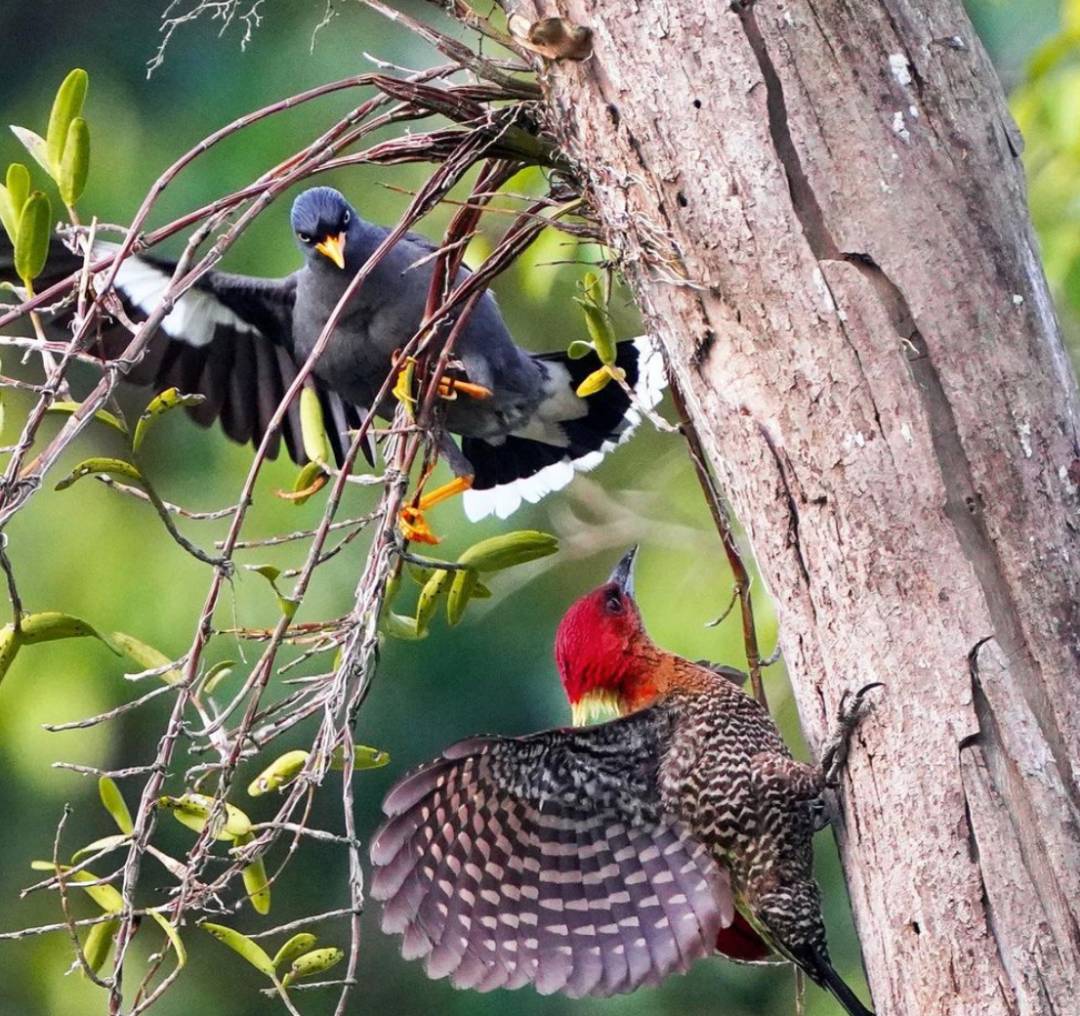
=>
[397,475,474,545]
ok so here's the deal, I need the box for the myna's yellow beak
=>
[315,232,346,270]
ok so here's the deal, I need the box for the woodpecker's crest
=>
[290,186,356,269]
[556,547,651,724]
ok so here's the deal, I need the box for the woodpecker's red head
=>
[555,547,657,725]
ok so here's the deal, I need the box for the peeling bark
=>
[510,1,1080,1012]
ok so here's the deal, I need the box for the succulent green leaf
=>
[46,401,127,434]
[299,386,332,465]
[46,69,88,175]
[108,630,181,684]
[414,568,449,634]
[0,625,21,685]
[382,611,426,641]
[288,460,326,506]
[32,863,124,914]
[132,388,205,452]
[575,365,612,398]
[148,912,186,967]
[71,833,130,862]
[281,947,344,987]
[99,777,134,835]
[273,933,318,970]
[82,918,118,975]
[14,190,51,286]
[18,611,120,653]
[0,163,30,244]
[575,272,617,364]
[330,744,390,771]
[566,339,594,360]
[247,749,309,797]
[446,567,478,626]
[159,793,252,842]
[233,835,271,915]
[9,127,51,175]
[201,659,235,695]
[58,117,89,207]
[55,457,142,491]
[457,531,559,572]
[201,922,276,978]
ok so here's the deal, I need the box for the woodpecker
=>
[370,547,877,1013]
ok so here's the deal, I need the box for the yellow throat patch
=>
[570,689,623,727]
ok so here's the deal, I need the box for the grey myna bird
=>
[2,187,664,534]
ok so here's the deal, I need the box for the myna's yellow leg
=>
[398,475,474,545]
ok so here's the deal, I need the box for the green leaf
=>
[330,744,390,771]
[575,365,613,397]
[82,918,118,976]
[9,127,51,175]
[201,922,276,979]
[148,912,186,968]
[281,947,344,987]
[58,117,89,207]
[566,339,594,360]
[247,749,309,797]
[446,567,478,627]
[0,163,30,244]
[0,625,21,685]
[299,386,331,465]
[132,388,205,452]
[414,568,450,634]
[46,401,127,434]
[273,933,318,970]
[108,630,182,685]
[202,660,235,695]
[98,777,134,836]
[159,793,252,842]
[18,611,120,653]
[382,612,426,641]
[32,863,123,914]
[233,835,271,915]
[71,833,130,863]
[457,531,559,572]
[55,457,142,491]
[575,272,617,364]
[287,460,326,506]
[14,190,51,286]
[46,69,88,176]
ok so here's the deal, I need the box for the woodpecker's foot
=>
[397,475,474,545]
[821,682,883,787]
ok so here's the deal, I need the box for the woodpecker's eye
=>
[297,232,312,244]
[605,590,623,614]
[342,209,351,225]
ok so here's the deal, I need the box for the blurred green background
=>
[0,1,1075,1014]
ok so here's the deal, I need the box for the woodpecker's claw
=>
[821,682,883,787]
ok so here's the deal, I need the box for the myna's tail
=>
[460,335,665,520]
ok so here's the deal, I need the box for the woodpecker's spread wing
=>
[370,709,733,998]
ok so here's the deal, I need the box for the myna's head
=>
[291,187,357,270]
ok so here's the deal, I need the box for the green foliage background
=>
[0,2,1073,1014]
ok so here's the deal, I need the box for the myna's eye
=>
[342,210,351,225]
[297,232,312,244]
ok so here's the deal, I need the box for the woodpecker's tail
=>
[793,945,875,1016]
[460,335,666,520]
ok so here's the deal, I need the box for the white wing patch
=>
[462,335,665,522]
[99,243,262,347]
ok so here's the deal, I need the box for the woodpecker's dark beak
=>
[608,545,638,597]
[314,232,347,270]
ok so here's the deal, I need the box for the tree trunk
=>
[512,0,1080,1012]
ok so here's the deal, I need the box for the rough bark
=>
[511,1,1080,1013]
